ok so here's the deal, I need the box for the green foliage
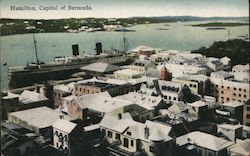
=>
[192,39,250,65]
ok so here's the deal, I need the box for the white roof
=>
[228,139,250,155]
[73,94,132,113]
[176,131,234,151]
[210,77,249,90]
[100,115,172,142]
[81,62,121,72]
[217,124,242,130]
[83,124,100,132]
[116,92,162,110]
[222,101,244,108]
[2,92,20,100]
[53,119,77,133]
[188,101,208,108]
[9,107,70,129]
[19,90,48,104]
[114,69,143,76]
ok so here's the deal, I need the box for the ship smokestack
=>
[72,44,79,56]
[95,42,102,55]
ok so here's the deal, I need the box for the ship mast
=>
[32,33,40,65]
[122,30,128,52]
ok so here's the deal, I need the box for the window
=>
[123,138,129,148]
[131,140,134,147]
[190,84,193,87]
[239,88,242,91]
[221,91,224,94]
[107,131,113,138]
[234,87,236,90]
[115,133,121,140]
[239,94,242,97]
[193,84,197,88]
[244,95,247,98]
[244,89,246,92]
[227,86,230,89]
[247,114,250,119]
[247,107,250,111]
[127,132,131,136]
[233,93,236,96]
[221,86,224,88]
[227,98,229,101]
[173,97,177,101]
[149,146,155,153]
[169,96,171,100]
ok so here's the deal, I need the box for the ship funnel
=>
[72,44,79,56]
[95,42,102,55]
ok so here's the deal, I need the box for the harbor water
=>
[1,21,249,90]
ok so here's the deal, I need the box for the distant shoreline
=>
[192,22,249,27]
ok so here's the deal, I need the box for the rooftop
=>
[222,101,244,108]
[114,69,143,76]
[80,81,118,89]
[228,139,250,155]
[53,119,77,133]
[81,62,121,73]
[188,100,208,108]
[19,90,48,104]
[176,131,234,151]
[9,107,70,129]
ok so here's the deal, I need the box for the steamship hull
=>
[8,55,135,89]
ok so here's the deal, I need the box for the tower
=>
[160,66,172,81]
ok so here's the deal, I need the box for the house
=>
[129,58,156,74]
[8,106,70,137]
[114,69,143,80]
[176,131,234,156]
[231,64,249,82]
[129,45,156,57]
[206,59,224,72]
[52,119,78,155]
[227,139,250,156]
[99,114,174,156]
[81,62,121,77]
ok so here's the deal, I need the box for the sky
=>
[0,0,249,19]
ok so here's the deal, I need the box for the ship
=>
[8,34,135,89]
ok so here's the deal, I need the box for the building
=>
[210,71,234,80]
[227,139,250,156]
[116,92,166,116]
[157,80,190,102]
[188,100,209,119]
[81,62,121,77]
[206,59,224,72]
[53,83,75,108]
[219,101,244,123]
[129,58,156,74]
[217,123,242,142]
[176,131,233,156]
[99,114,174,156]
[210,78,249,104]
[8,106,70,136]
[114,69,143,80]
[67,93,133,121]
[243,100,250,126]
[74,78,130,97]
[52,119,77,155]
[1,90,49,120]
[172,74,210,96]
[231,64,249,82]
[129,45,156,57]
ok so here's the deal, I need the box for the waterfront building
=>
[176,131,234,156]
[129,45,156,57]
[99,114,174,156]
[80,62,121,77]
[8,106,70,136]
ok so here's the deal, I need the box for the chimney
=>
[95,42,102,55]
[118,113,122,120]
[72,44,79,56]
[144,126,149,139]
